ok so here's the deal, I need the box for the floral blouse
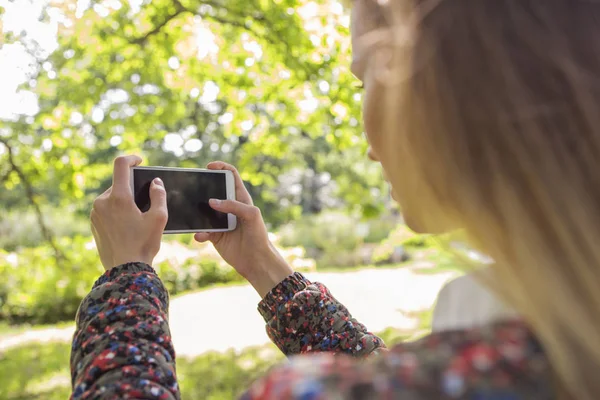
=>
[70,263,554,399]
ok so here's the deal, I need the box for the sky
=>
[0,0,145,120]
[0,0,58,119]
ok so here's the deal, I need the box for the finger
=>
[112,155,142,196]
[209,198,260,221]
[148,178,168,227]
[206,161,253,205]
[194,232,224,246]
[194,232,212,243]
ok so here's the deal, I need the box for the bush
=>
[278,211,400,268]
[0,208,89,251]
[0,236,316,324]
[0,238,241,323]
[0,236,100,324]
[156,258,245,296]
[363,215,400,244]
[372,225,429,264]
[278,212,363,252]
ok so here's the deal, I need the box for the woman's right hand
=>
[194,161,293,298]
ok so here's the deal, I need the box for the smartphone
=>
[130,166,237,233]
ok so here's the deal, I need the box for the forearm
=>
[70,262,179,399]
[258,272,385,357]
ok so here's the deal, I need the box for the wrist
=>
[245,246,294,298]
[109,256,153,271]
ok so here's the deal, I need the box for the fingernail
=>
[209,198,221,206]
[153,178,164,187]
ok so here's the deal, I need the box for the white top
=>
[431,273,517,332]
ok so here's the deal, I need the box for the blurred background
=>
[0,0,466,398]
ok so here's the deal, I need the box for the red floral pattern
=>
[70,267,553,399]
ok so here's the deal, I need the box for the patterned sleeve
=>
[70,262,179,400]
[242,320,552,399]
[258,272,385,357]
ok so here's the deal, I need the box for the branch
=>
[126,0,318,79]
[129,2,186,45]
[179,0,318,78]
[0,138,64,261]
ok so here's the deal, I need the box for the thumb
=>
[194,232,213,243]
[148,178,168,222]
[209,199,261,221]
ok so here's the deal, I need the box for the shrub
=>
[0,236,316,324]
[363,215,400,244]
[0,236,100,324]
[278,211,400,268]
[278,212,363,252]
[316,250,366,269]
[0,208,89,251]
[156,258,245,295]
[372,225,422,265]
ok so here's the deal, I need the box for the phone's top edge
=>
[132,166,229,173]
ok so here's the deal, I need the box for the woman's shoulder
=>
[243,320,554,399]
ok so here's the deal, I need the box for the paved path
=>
[0,266,458,357]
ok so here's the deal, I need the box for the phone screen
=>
[133,168,228,231]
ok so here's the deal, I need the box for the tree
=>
[0,0,387,243]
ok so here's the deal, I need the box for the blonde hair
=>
[359,0,600,398]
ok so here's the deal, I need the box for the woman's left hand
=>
[91,155,168,271]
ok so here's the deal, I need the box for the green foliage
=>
[363,215,400,244]
[0,208,89,251]
[279,211,398,249]
[0,238,244,324]
[0,237,100,324]
[156,258,245,296]
[315,250,367,269]
[279,212,364,252]
[372,225,430,265]
[278,211,399,268]
[1,0,387,228]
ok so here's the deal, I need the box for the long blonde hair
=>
[360,0,600,398]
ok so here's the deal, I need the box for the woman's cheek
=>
[362,78,389,163]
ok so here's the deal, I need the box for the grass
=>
[0,260,451,399]
[0,322,428,400]
[0,341,71,400]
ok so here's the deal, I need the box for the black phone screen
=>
[133,168,228,231]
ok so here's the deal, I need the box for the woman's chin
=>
[403,214,429,234]
[404,212,453,235]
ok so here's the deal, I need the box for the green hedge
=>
[0,237,244,324]
[278,211,400,268]
[0,237,99,324]
[156,257,244,295]
[0,208,90,251]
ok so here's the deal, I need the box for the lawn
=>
[0,324,427,400]
[0,259,451,399]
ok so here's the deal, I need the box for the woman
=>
[70,0,600,398]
